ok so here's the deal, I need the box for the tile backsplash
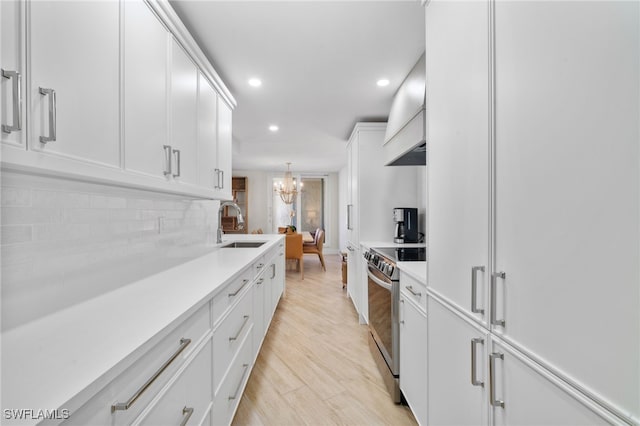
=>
[1,171,220,331]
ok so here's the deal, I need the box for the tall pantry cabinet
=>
[425,1,639,425]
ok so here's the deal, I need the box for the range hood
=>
[383,53,426,166]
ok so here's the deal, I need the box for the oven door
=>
[367,264,399,375]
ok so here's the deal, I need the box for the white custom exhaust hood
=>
[383,53,426,166]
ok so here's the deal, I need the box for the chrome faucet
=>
[217,201,245,244]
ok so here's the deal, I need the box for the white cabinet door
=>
[197,73,217,190]
[1,0,24,148]
[426,0,489,324]
[170,39,198,186]
[216,97,233,200]
[29,0,120,166]
[494,1,639,419]
[124,0,168,178]
[346,244,360,318]
[427,297,487,426]
[399,294,427,425]
[491,340,613,426]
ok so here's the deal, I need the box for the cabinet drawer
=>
[211,330,254,426]
[135,340,213,426]
[212,268,252,325]
[64,303,211,425]
[401,272,427,314]
[213,288,253,394]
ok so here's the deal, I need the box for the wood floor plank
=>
[232,254,417,426]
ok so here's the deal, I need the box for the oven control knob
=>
[387,265,395,276]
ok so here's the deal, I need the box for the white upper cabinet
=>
[215,97,233,200]
[493,1,639,419]
[197,73,218,189]
[29,0,120,167]
[1,0,25,149]
[426,0,489,325]
[123,0,169,178]
[170,39,198,186]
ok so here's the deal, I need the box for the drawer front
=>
[212,268,252,325]
[63,303,211,425]
[213,288,253,394]
[136,339,213,426]
[401,272,427,314]
[211,330,254,426]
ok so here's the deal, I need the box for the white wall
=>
[233,169,341,254]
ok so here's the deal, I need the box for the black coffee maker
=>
[393,208,418,243]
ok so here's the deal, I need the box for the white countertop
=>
[397,261,427,283]
[1,234,283,423]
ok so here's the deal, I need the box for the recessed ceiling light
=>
[269,125,279,132]
[248,78,262,87]
[377,78,390,87]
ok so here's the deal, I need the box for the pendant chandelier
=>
[274,162,302,205]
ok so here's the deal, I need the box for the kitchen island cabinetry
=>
[1,235,285,426]
[425,0,639,424]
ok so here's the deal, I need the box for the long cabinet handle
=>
[2,70,22,133]
[172,149,181,178]
[491,271,506,327]
[220,169,224,189]
[180,406,194,426]
[271,263,276,279]
[489,352,505,408]
[111,338,191,412]
[229,315,250,341]
[347,205,353,230]
[228,363,250,400]
[471,266,485,315]
[39,87,56,143]
[228,279,249,297]
[406,285,422,298]
[399,298,405,324]
[163,145,173,176]
[470,338,484,387]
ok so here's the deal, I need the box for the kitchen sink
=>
[221,241,266,248]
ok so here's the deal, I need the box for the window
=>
[271,176,325,234]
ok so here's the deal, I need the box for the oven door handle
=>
[367,267,393,291]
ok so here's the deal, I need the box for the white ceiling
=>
[169,1,425,173]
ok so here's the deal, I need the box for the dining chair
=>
[303,229,326,271]
[285,232,304,280]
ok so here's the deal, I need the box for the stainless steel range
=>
[363,246,426,403]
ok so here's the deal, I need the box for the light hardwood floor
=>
[232,253,417,426]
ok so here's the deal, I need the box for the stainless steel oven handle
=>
[367,267,393,291]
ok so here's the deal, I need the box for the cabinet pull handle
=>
[111,338,191,412]
[471,266,485,315]
[228,363,250,400]
[406,285,422,298]
[180,406,194,426]
[213,169,219,188]
[347,205,353,230]
[229,315,250,341]
[470,338,484,387]
[256,278,264,286]
[172,149,181,178]
[489,352,505,408]
[220,169,225,189]
[39,87,56,143]
[256,263,264,269]
[163,145,172,176]
[399,298,405,324]
[228,279,249,297]
[2,70,22,133]
[271,263,276,279]
[491,271,506,327]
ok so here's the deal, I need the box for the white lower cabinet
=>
[135,340,213,426]
[427,296,488,426]
[490,340,615,426]
[399,274,427,426]
[211,329,254,426]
